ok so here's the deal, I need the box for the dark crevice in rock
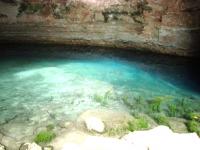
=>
[0,14,8,18]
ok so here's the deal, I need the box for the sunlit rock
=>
[42,146,53,150]
[122,125,200,150]
[0,144,6,150]
[61,135,147,150]
[77,109,134,135]
[19,143,42,150]
[84,116,105,133]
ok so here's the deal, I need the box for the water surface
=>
[0,48,199,143]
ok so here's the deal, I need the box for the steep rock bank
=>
[0,0,199,56]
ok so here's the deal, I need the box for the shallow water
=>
[0,48,200,144]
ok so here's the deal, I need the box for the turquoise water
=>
[0,52,199,143]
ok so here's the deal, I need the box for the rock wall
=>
[0,0,200,56]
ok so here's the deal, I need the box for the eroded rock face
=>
[0,0,199,56]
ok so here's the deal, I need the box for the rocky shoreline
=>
[0,109,199,150]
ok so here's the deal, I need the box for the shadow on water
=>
[0,43,200,95]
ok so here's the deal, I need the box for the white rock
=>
[84,117,105,133]
[0,144,6,150]
[19,143,42,150]
[43,146,53,150]
[122,125,200,150]
[62,143,82,150]
[82,136,147,150]
[61,136,147,150]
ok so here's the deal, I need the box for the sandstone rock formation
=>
[0,0,199,56]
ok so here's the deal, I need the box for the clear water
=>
[0,52,199,143]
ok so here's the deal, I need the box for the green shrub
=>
[153,114,170,127]
[34,130,56,144]
[127,117,149,132]
[136,117,149,129]
[187,112,200,122]
[186,120,200,136]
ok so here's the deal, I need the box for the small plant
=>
[135,96,143,105]
[106,117,149,136]
[136,117,149,129]
[122,95,134,108]
[93,94,107,106]
[93,90,112,106]
[149,97,163,113]
[186,120,200,136]
[127,117,149,132]
[153,114,170,127]
[34,130,56,144]
[187,112,200,122]
[176,98,193,116]
[167,103,177,117]
[106,126,128,136]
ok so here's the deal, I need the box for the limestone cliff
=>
[0,0,199,56]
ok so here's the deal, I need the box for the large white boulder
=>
[84,117,105,133]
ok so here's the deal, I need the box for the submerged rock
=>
[19,143,42,150]
[84,117,105,133]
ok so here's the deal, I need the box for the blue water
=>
[0,53,199,142]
